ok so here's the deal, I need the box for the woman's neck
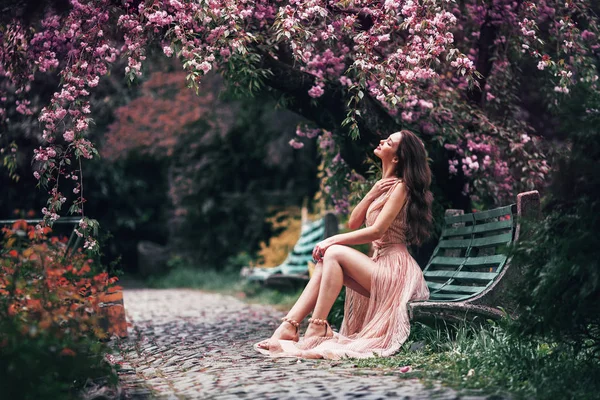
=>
[381,161,398,179]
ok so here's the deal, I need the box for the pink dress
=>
[256,180,430,360]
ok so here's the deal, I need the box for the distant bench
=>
[408,190,541,323]
[243,213,338,289]
[0,217,83,256]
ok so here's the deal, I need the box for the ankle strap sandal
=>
[281,316,300,333]
[308,317,331,337]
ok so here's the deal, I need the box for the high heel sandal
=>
[253,316,300,355]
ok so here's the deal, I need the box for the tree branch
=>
[469,14,498,105]
[257,50,400,173]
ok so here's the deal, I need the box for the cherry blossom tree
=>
[0,0,598,249]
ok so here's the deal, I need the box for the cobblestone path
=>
[112,288,491,399]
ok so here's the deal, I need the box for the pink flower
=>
[88,76,100,87]
[289,139,304,149]
[582,30,596,41]
[33,171,41,180]
[15,100,32,115]
[418,100,433,109]
[444,144,458,151]
[199,61,212,74]
[339,76,353,86]
[163,46,173,57]
[76,119,88,131]
[63,130,75,142]
[554,86,569,94]
[308,85,324,98]
[220,48,231,58]
[401,111,413,122]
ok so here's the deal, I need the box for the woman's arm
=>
[347,192,377,230]
[313,182,408,260]
[347,178,398,230]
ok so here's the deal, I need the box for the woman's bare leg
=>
[284,259,371,321]
[285,261,323,321]
[256,261,324,349]
[258,252,373,348]
[305,245,375,338]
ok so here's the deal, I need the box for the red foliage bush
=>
[0,220,119,398]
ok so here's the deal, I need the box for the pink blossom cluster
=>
[290,125,326,148]
[517,1,599,95]
[271,0,474,113]
[1,0,598,247]
[0,0,126,248]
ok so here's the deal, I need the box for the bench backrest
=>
[422,205,516,302]
[280,217,326,275]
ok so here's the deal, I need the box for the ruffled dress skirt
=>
[255,243,430,360]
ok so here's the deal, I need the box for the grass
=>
[146,267,600,400]
[354,320,600,400]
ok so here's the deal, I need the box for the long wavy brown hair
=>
[394,130,434,246]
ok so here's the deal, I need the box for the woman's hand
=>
[367,178,398,200]
[312,237,336,263]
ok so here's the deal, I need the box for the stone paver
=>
[111,289,492,399]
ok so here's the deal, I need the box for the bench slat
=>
[303,221,324,234]
[296,227,325,245]
[463,254,507,267]
[472,220,513,234]
[442,225,473,237]
[444,213,474,225]
[287,253,313,265]
[293,243,316,254]
[471,233,512,247]
[295,236,324,253]
[473,205,514,220]
[429,293,469,301]
[427,282,483,293]
[438,238,472,249]
[426,255,507,270]
[428,256,465,266]
[424,270,498,280]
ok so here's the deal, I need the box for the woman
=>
[254,130,433,359]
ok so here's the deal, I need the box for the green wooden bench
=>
[244,212,338,288]
[0,217,83,257]
[408,190,541,323]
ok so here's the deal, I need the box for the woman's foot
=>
[256,318,300,351]
[302,317,333,340]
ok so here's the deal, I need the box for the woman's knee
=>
[323,244,347,262]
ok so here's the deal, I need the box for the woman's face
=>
[374,132,402,160]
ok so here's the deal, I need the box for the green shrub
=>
[509,88,600,358]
